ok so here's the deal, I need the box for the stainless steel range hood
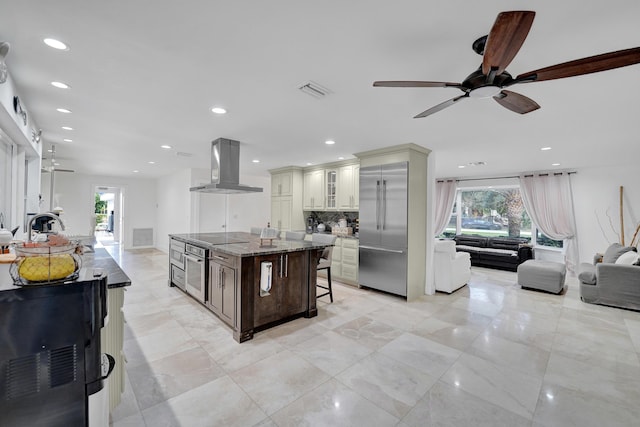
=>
[190,138,263,194]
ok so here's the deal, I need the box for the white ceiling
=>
[1,1,639,180]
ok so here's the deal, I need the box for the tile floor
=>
[108,248,640,427]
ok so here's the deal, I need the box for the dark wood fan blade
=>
[414,94,468,118]
[373,81,463,88]
[482,11,535,75]
[515,47,640,83]
[494,90,540,114]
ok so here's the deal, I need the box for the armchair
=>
[579,243,640,311]
[434,239,471,293]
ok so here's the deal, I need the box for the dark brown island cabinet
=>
[169,233,327,342]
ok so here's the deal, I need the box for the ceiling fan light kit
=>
[374,10,640,118]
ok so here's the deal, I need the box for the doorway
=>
[94,186,124,247]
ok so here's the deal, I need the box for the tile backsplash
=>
[304,211,358,231]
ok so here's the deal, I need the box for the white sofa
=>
[434,239,471,293]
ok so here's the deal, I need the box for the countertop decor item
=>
[10,239,83,285]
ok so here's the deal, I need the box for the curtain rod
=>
[437,171,576,183]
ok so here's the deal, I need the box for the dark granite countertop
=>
[170,232,333,257]
[0,247,131,291]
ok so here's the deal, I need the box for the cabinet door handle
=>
[279,255,283,278]
[219,268,222,288]
[285,254,288,278]
[221,268,225,289]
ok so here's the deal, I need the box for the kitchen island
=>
[169,232,330,342]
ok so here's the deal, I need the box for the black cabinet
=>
[253,251,307,327]
[207,252,238,327]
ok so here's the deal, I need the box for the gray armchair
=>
[579,243,640,311]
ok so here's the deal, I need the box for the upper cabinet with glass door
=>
[325,170,337,210]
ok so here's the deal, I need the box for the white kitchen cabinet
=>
[337,163,359,210]
[270,167,304,233]
[326,170,337,210]
[303,169,325,210]
[325,237,358,285]
[271,170,293,196]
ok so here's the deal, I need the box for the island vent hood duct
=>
[189,138,263,194]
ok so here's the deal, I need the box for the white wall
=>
[155,168,271,253]
[572,163,640,263]
[40,172,157,249]
[156,168,193,252]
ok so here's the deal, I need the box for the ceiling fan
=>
[373,10,640,118]
[41,145,74,173]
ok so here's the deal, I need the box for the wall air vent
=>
[298,81,331,99]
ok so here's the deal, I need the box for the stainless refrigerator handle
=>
[285,254,288,277]
[382,179,387,230]
[359,245,405,254]
[376,180,381,230]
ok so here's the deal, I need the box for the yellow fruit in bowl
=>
[18,255,76,282]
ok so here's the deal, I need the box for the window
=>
[439,185,563,248]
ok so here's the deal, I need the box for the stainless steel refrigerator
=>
[358,162,408,297]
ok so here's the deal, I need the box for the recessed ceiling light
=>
[252,159,260,163]
[306,162,312,166]
[211,107,227,114]
[47,149,53,153]
[325,140,336,145]
[63,139,72,142]
[338,156,344,160]
[61,126,73,131]
[458,165,466,169]
[552,163,561,166]
[148,161,155,164]
[51,81,70,89]
[56,108,71,113]
[133,170,139,173]
[160,145,172,149]
[53,162,60,166]
[541,147,552,151]
[44,38,68,50]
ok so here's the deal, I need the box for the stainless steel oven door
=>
[184,253,206,303]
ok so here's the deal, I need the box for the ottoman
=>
[517,260,566,294]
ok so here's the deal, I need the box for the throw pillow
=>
[615,250,640,265]
[602,243,637,263]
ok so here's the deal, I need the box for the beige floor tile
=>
[290,330,373,375]
[333,315,404,350]
[230,349,331,415]
[336,352,437,419]
[271,378,399,426]
[402,381,530,427]
[141,376,267,427]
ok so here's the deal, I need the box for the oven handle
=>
[184,254,204,263]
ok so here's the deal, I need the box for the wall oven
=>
[169,238,186,291]
[184,243,208,303]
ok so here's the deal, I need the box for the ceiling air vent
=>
[298,81,331,99]
[176,151,193,157]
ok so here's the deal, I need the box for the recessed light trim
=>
[252,159,260,163]
[63,139,72,142]
[44,38,68,50]
[56,108,72,113]
[552,163,561,166]
[541,147,552,151]
[133,170,139,173]
[61,126,73,131]
[51,81,70,89]
[325,140,336,145]
[160,145,172,149]
[458,165,466,169]
[338,156,344,160]
[211,107,227,114]
[306,162,312,166]
[148,161,155,164]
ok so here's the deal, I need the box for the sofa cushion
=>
[603,243,636,263]
[487,237,529,250]
[615,250,640,265]
[578,263,597,285]
[454,235,488,248]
